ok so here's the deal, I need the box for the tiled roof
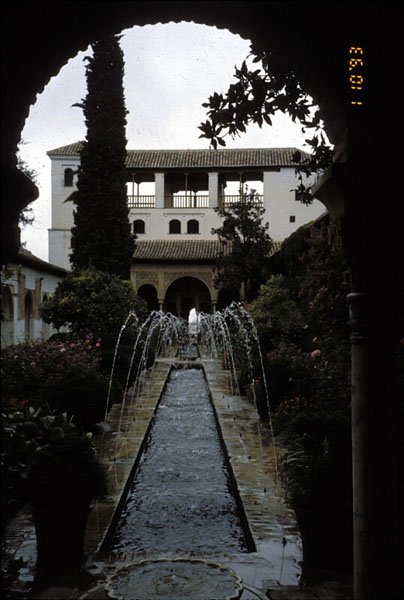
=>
[133,240,227,262]
[15,248,68,275]
[133,239,281,262]
[47,143,308,169]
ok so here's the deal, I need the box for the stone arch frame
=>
[3,5,402,597]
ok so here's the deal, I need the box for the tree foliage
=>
[248,274,304,351]
[40,267,146,337]
[212,190,272,301]
[17,141,37,226]
[68,34,134,279]
[199,46,333,204]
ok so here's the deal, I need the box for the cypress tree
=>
[69,34,134,280]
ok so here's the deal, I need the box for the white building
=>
[1,248,67,346]
[48,144,325,315]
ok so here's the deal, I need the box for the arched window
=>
[64,168,74,187]
[223,218,235,236]
[169,219,181,234]
[41,293,51,339]
[24,291,34,341]
[187,219,199,234]
[133,219,145,234]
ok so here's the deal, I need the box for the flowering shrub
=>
[250,216,353,527]
[1,336,102,408]
[272,336,352,509]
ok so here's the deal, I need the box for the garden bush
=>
[40,266,147,338]
[248,274,305,352]
[265,342,313,413]
[41,369,110,431]
[1,405,76,527]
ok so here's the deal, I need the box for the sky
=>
[19,22,320,261]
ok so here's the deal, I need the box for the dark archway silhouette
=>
[164,276,211,319]
[138,284,159,312]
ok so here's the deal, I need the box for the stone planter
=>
[32,503,91,566]
[294,504,353,570]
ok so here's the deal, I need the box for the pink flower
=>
[30,361,36,367]
[95,342,100,348]
[311,349,321,358]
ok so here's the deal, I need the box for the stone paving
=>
[2,349,352,599]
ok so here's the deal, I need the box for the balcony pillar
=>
[208,172,219,208]
[155,172,165,208]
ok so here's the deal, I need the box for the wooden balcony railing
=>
[127,194,264,209]
[164,195,210,208]
[220,194,263,208]
[127,195,156,208]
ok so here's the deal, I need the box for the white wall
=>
[263,168,325,240]
[49,156,79,269]
[1,263,66,347]
[48,155,327,268]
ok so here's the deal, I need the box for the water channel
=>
[110,364,252,555]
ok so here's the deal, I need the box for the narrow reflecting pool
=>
[110,367,250,554]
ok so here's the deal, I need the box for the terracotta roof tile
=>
[133,239,280,262]
[47,144,307,169]
[133,240,226,262]
[15,248,68,275]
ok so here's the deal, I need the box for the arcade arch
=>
[163,276,212,320]
[138,284,159,312]
[24,291,34,341]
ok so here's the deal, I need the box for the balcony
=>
[220,195,263,208]
[127,195,156,208]
[165,195,209,208]
[127,194,264,209]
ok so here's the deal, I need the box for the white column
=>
[208,172,219,208]
[155,172,165,208]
